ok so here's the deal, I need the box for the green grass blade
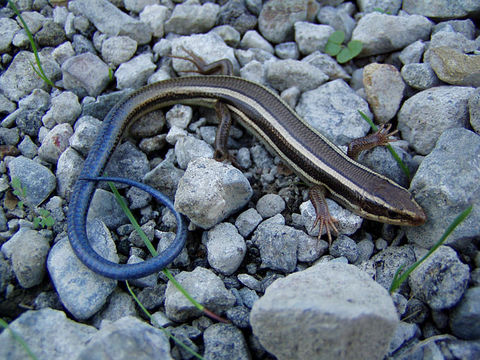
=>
[8,0,56,88]
[389,205,473,294]
[125,281,205,360]
[0,318,38,360]
[358,110,411,179]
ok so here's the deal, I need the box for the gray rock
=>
[250,262,399,360]
[0,127,19,145]
[171,33,239,75]
[433,19,476,39]
[0,17,20,52]
[397,86,474,155]
[205,222,246,275]
[140,4,169,39]
[359,245,417,291]
[0,308,96,360]
[351,13,432,57]
[101,35,137,66]
[126,255,158,288]
[235,208,263,237]
[74,0,152,44]
[258,0,318,44]
[35,20,66,47]
[406,128,480,248]
[69,115,102,156]
[62,53,110,97]
[429,46,480,87]
[450,287,480,340]
[363,63,405,123]
[18,136,38,159]
[300,199,363,240]
[217,0,257,35]
[237,274,263,292]
[87,188,128,229]
[164,267,236,322]
[469,89,480,133]
[238,287,259,308]
[358,0,402,14]
[2,229,49,288]
[203,324,251,360]
[0,93,16,115]
[156,231,190,267]
[211,25,241,47]
[81,88,134,120]
[316,4,356,40]
[42,91,81,126]
[265,59,328,92]
[164,2,219,35]
[0,253,12,294]
[445,339,480,359]
[91,288,137,328]
[56,148,84,200]
[130,109,165,138]
[425,29,477,62]
[0,51,60,102]
[402,0,480,19]
[401,62,441,90]
[252,223,299,272]
[174,136,214,169]
[355,238,375,264]
[174,158,252,229]
[399,40,426,65]
[240,30,274,53]
[274,42,299,60]
[226,306,250,329]
[144,160,184,199]
[388,321,421,355]
[296,79,372,146]
[77,316,172,360]
[294,21,334,55]
[8,156,56,207]
[103,141,149,189]
[409,246,469,310]
[128,219,155,248]
[302,51,350,80]
[330,235,359,263]
[297,230,328,263]
[115,53,156,90]
[38,123,73,164]
[47,223,118,320]
[256,193,285,218]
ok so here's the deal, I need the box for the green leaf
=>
[329,30,345,44]
[347,40,363,58]
[325,41,342,56]
[33,217,41,229]
[336,47,354,64]
[43,216,55,228]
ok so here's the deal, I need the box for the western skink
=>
[67,64,426,280]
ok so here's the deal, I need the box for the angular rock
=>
[164,267,236,321]
[203,324,251,360]
[351,13,432,57]
[115,53,156,89]
[47,223,118,320]
[402,0,480,19]
[0,308,96,360]
[406,128,480,248]
[397,86,474,155]
[38,123,73,164]
[265,59,328,92]
[175,158,252,229]
[258,0,318,44]
[0,51,60,102]
[62,53,110,97]
[250,262,399,360]
[101,35,137,66]
[294,21,334,55]
[296,79,372,145]
[164,2,219,35]
[8,156,56,207]
[73,0,152,44]
[450,287,480,340]
[409,246,469,310]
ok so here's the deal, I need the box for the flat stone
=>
[402,0,480,19]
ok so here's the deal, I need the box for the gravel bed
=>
[0,0,479,359]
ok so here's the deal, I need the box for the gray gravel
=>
[0,1,478,359]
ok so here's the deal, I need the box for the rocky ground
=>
[0,0,479,359]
